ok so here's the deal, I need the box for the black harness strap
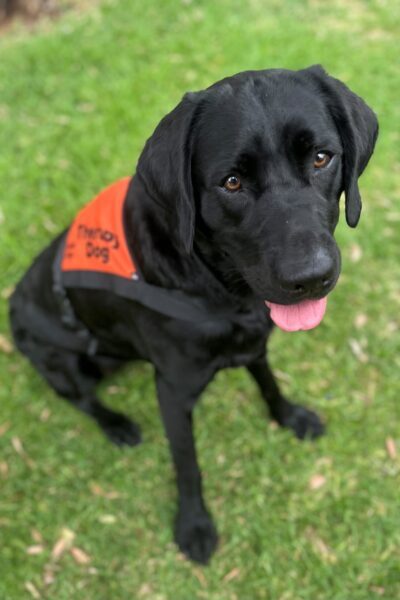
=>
[54,233,217,322]
[60,270,216,322]
[21,301,98,356]
[50,234,228,357]
[52,236,99,356]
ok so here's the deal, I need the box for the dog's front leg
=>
[248,355,325,440]
[156,372,218,564]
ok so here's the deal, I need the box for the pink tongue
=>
[266,297,328,332]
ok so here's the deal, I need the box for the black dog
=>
[9,65,378,564]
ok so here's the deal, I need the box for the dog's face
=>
[193,75,345,304]
[137,66,378,311]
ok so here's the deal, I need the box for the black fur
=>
[9,66,378,564]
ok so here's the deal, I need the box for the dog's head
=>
[135,66,378,330]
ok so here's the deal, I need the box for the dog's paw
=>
[174,507,218,564]
[97,411,142,447]
[278,403,325,440]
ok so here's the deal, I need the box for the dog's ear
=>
[136,91,203,254]
[304,65,379,227]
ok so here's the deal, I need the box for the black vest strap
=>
[60,270,215,322]
[52,234,223,345]
[21,301,99,356]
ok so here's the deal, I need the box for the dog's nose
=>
[278,248,336,295]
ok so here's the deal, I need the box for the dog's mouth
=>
[265,296,328,332]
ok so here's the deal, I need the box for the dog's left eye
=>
[314,152,332,169]
[223,175,242,192]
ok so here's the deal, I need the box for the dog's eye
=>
[223,175,241,192]
[314,152,332,169]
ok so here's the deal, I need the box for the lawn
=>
[0,0,399,598]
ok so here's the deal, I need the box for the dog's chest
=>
[198,309,271,368]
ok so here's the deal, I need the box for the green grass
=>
[1,0,400,598]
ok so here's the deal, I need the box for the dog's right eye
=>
[223,175,242,192]
[314,152,332,169]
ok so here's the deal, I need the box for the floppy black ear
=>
[136,91,202,254]
[304,65,379,227]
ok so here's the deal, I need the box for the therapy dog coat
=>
[12,178,222,359]
[61,178,137,281]
[53,178,217,349]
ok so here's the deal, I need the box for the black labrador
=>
[9,65,378,564]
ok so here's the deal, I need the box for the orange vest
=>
[61,177,137,280]
[56,178,213,325]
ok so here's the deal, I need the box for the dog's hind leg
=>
[12,327,141,447]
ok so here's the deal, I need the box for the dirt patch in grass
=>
[0,0,67,33]
[0,0,58,22]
